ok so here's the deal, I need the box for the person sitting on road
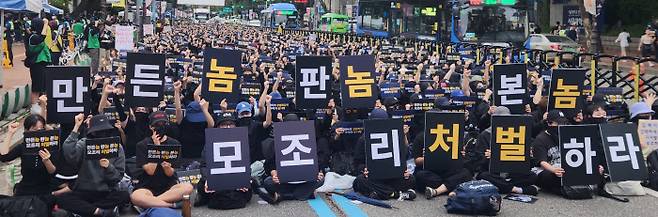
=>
[130,111,193,210]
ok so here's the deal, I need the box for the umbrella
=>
[332,192,396,209]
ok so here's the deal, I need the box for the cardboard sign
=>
[339,55,378,108]
[176,169,202,187]
[638,120,658,152]
[274,121,319,183]
[23,130,60,155]
[600,123,648,182]
[493,64,528,114]
[202,48,243,103]
[364,118,406,180]
[391,110,415,126]
[424,112,464,173]
[490,115,532,174]
[114,25,134,51]
[86,137,121,160]
[559,125,602,186]
[46,66,90,124]
[205,127,251,191]
[125,53,165,107]
[548,68,586,114]
[146,145,181,163]
[295,56,332,109]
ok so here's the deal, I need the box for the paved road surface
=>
[121,189,658,217]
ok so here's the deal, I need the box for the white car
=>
[247,20,261,27]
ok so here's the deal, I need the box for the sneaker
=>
[398,189,416,201]
[522,185,539,196]
[100,206,119,217]
[256,188,279,205]
[425,187,438,199]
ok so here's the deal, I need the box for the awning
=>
[0,0,42,13]
[42,1,63,14]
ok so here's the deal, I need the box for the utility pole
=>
[136,0,143,42]
[590,0,603,53]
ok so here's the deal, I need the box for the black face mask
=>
[135,112,148,122]
[547,126,559,141]
[237,117,252,127]
[154,125,167,137]
[589,117,607,124]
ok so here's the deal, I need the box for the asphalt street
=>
[122,188,658,217]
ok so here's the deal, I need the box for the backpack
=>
[138,208,182,217]
[0,195,49,217]
[445,180,501,216]
[561,185,594,200]
[645,149,658,191]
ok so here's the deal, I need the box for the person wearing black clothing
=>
[470,107,539,195]
[0,115,60,213]
[195,112,253,210]
[412,127,473,199]
[351,109,417,201]
[531,110,568,194]
[26,18,51,104]
[174,78,212,159]
[130,111,193,209]
[261,110,324,204]
[57,114,130,217]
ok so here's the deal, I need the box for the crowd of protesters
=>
[1,14,657,217]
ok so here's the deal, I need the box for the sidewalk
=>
[1,42,30,92]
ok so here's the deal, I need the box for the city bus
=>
[319,13,350,34]
[451,1,529,47]
[260,3,300,29]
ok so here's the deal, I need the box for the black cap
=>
[149,111,169,126]
[216,112,237,125]
[547,110,569,124]
[87,114,115,135]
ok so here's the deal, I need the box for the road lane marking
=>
[308,196,337,217]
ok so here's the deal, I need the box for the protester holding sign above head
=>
[131,111,193,210]
[57,114,129,217]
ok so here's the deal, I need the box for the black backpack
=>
[445,180,501,216]
[0,195,49,217]
[645,150,658,191]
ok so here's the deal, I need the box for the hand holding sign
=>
[99,159,110,168]
[38,149,51,161]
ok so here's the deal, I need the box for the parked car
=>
[524,34,580,52]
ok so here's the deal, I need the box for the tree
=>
[51,0,72,13]
[577,0,602,53]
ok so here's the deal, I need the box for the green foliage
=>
[603,0,658,33]
[50,0,70,13]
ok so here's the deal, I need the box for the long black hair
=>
[23,114,46,131]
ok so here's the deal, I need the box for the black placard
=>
[205,127,252,191]
[424,112,464,173]
[339,55,378,109]
[296,56,332,109]
[548,68,586,114]
[125,53,165,107]
[490,115,532,173]
[23,130,60,155]
[559,125,602,186]
[599,123,648,182]
[146,145,181,163]
[493,64,528,114]
[45,66,90,124]
[202,48,243,103]
[274,121,319,183]
[364,118,406,180]
[85,137,121,160]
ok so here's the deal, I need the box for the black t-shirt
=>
[531,131,559,167]
[0,144,57,195]
[177,119,206,159]
[135,137,180,192]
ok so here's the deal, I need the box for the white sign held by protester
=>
[638,120,658,152]
[115,26,134,51]
[143,24,154,36]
